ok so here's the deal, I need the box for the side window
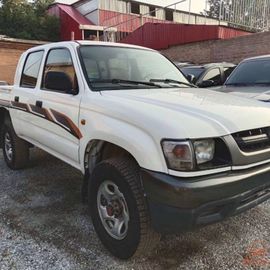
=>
[203,68,221,85]
[42,48,78,92]
[20,51,44,88]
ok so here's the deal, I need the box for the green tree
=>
[0,0,60,41]
[204,0,232,19]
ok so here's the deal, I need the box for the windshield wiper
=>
[90,79,162,88]
[150,79,197,88]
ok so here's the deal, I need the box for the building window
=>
[149,6,156,17]
[165,9,174,21]
[131,2,140,14]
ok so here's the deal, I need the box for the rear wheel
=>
[2,123,29,170]
[89,157,160,259]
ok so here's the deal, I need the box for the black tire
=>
[89,157,160,259]
[1,123,29,170]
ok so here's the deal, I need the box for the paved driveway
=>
[0,149,269,270]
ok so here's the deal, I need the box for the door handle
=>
[14,96,19,102]
[36,100,43,108]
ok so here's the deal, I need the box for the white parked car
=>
[0,41,270,259]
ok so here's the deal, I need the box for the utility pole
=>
[188,0,192,24]
[219,0,222,24]
[204,0,207,24]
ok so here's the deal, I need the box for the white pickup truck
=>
[0,41,270,259]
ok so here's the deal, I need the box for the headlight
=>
[193,139,215,165]
[162,139,216,171]
[161,141,194,171]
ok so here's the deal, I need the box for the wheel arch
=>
[84,139,139,176]
[0,108,10,148]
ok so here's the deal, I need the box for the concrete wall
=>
[0,39,44,84]
[161,31,270,64]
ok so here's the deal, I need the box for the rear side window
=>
[42,48,78,92]
[20,51,44,88]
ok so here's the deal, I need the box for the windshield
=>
[181,67,205,80]
[226,59,270,86]
[79,45,189,91]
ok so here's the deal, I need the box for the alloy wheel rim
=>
[97,180,130,240]
[4,132,13,161]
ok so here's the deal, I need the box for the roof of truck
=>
[26,41,155,52]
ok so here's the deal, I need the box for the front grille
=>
[233,127,270,152]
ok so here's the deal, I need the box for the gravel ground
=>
[0,149,269,270]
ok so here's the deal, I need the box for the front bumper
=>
[141,164,270,234]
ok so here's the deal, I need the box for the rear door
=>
[10,50,45,137]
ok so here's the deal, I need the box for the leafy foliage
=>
[0,0,60,41]
[204,0,232,19]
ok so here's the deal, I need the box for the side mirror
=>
[198,80,215,88]
[44,71,78,95]
[186,74,196,84]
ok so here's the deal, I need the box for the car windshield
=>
[226,59,270,86]
[79,45,190,91]
[181,67,205,80]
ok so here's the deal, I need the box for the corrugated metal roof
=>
[57,4,94,25]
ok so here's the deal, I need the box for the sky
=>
[58,0,207,14]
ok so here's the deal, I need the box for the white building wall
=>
[156,9,165,20]
[74,0,223,26]
[99,0,128,13]
[140,4,149,14]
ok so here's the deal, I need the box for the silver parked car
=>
[214,55,270,102]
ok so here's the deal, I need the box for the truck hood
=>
[100,88,270,139]
[213,85,270,102]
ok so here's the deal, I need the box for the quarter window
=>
[20,51,44,88]
[42,48,78,92]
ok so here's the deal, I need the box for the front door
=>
[31,46,83,165]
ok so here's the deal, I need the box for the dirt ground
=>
[0,149,269,270]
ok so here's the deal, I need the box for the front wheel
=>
[89,157,160,259]
[1,124,29,170]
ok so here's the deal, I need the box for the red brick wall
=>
[0,41,39,84]
[161,31,270,64]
